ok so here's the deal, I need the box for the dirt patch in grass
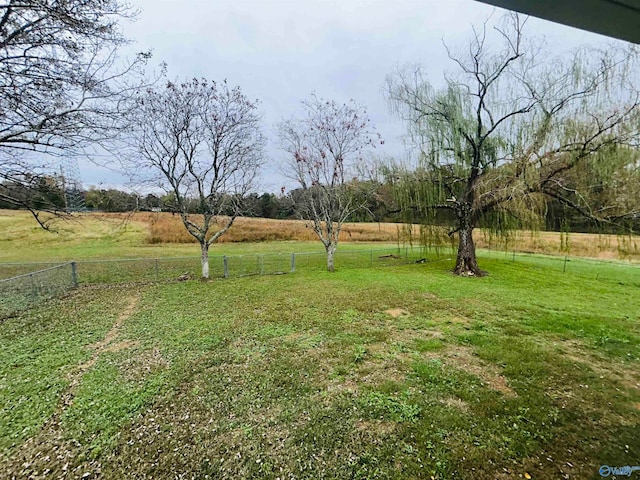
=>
[384,308,410,318]
[424,330,444,338]
[72,295,139,380]
[435,345,517,397]
[324,351,411,397]
[325,379,359,395]
[447,315,472,326]
[103,340,140,353]
[89,295,139,351]
[384,325,443,347]
[323,344,413,396]
[357,358,410,387]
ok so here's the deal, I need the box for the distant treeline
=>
[0,180,637,234]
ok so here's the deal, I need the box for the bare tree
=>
[0,0,154,227]
[279,95,381,272]
[130,78,265,279]
[387,13,640,276]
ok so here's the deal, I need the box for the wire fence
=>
[0,263,78,319]
[1,246,638,319]
[93,248,426,282]
[486,249,640,285]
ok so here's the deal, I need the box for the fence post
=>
[70,261,78,288]
[259,255,264,275]
[154,259,159,281]
[223,255,229,278]
[290,253,296,273]
[405,247,409,263]
[370,250,373,267]
[29,273,37,300]
[563,255,568,274]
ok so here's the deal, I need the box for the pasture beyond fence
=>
[1,246,638,319]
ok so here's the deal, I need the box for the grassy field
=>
[1,209,638,263]
[1,251,639,478]
[1,210,639,478]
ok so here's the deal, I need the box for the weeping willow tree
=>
[386,13,640,276]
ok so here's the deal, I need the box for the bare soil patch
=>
[103,339,140,353]
[89,295,139,351]
[72,295,139,378]
[384,308,410,318]
[447,315,472,326]
[445,346,516,396]
[426,345,517,397]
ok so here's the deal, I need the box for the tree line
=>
[0,2,638,277]
[0,183,299,219]
[1,174,634,235]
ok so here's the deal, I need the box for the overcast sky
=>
[81,0,619,193]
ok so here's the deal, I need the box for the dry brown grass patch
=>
[555,339,640,392]
[103,340,140,353]
[133,212,415,244]
[384,308,411,318]
[91,211,640,260]
[119,347,168,382]
[433,345,517,397]
[446,315,472,326]
[441,397,470,411]
[354,419,397,435]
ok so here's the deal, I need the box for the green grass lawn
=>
[1,255,638,479]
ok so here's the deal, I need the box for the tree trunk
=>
[200,242,210,279]
[453,213,487,277]
[326,244,336,272]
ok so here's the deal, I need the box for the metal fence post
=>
[290,253,296,273]
[563,255,568,273]
[154,259,159,281]
[223,255,229,278]
[70,261,78,288]
[29,273,37,300]
[259,255,264,275]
